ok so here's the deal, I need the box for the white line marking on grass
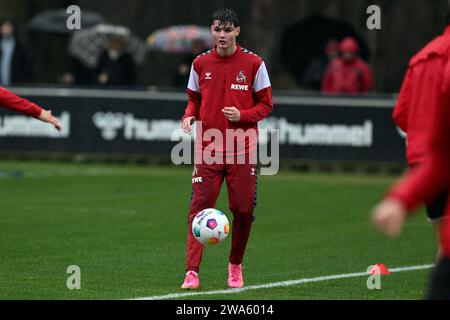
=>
[131,263,434,300]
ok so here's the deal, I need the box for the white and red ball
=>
[192,208,229,245]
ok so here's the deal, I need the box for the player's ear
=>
[235,26,240,37]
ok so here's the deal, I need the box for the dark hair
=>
[210,8,240,28]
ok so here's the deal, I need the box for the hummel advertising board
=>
[0,88,405,163]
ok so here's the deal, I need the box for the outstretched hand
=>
[371,198,408,238]
[38,109,61,131]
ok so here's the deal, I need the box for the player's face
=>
[211,20,240,51]
[342,51,356,61]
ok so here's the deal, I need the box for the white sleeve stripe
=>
[187,65,200,92]
[253,62,271,92]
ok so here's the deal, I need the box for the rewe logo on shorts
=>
[192,177,203,184]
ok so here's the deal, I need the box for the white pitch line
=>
[131,263,435,300]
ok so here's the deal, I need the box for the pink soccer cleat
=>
[228,263,244,288]
[181,271,199,289]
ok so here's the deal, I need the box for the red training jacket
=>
[393,26,450,165]
[387,57,450,257]
[0,86,42,118]
[183,44,274,154]
[321,57,373,94]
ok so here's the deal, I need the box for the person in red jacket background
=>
[0,86,61,130]
[321,37,374,94]
[392,17,450,259]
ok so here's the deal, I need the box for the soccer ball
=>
[192,208,229,245]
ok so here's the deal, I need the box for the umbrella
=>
[26,9,105,35]
[147,25,213,53]
[68,24,146,68]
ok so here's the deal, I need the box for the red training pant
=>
[185,161,257,273]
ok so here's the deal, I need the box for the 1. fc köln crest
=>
[236,71,246,83]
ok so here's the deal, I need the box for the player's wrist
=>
[238,109,252,123]
[183,115,195,121]
[35,107,44,119]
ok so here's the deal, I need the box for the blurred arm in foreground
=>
[0,86,61,131]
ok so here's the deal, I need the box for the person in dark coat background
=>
[300,39,339,91]
[0,18,33,86]
[96,36,136,87]
[62,55,95,86]
[321,37,373,94]
[173,39,206,87]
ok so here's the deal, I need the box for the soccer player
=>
[0,86,61,130]
[180,8,273,289]
[371,28,450,300]
[392,5,450,259]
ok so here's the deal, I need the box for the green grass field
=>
[0,160,437,300]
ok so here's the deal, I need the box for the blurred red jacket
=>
[321,57,373,94]
[0,86,42,118]
[387,55,450,257]
[393,26,450,165]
